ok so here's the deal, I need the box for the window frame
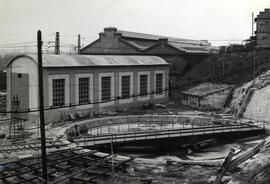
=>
[52,78,65,107]
[78,77,90,104]
[48,74,69,108]
[137,71,150,101]
[98,73,114,107]
[119,72,133,104]
[101,76,111,102]
[154,70,166,99]
[75,73,93,109]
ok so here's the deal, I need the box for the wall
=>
[7,57,38,120]
[188,96,199,109]
[180,94,199,109]
[40,65,169,123]
[200,88,232,110]
[243,85,270,121]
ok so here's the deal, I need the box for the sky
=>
[0,0,269,53]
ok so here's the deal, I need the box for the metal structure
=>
[8,95,24,140]
[0,148,131,184]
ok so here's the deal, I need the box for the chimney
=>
[159,38,168,49]
[98,27,118,39]
[159,38,168,44]
[104,27,117,32]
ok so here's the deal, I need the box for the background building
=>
[7,54,169,123]
[255,8,270,48]
[180,82,234,110]
[81,27,212,82]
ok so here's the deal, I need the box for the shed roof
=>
[8,54,169,68]
[182,82,234,97]
[168,42,210,53]
[117,30,212,53]
[118,30,210,46]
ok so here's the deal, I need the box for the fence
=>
[0,92,6,112]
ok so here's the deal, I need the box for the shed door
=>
[10,73,29,119]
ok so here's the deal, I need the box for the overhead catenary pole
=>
[37,30,47,184]
[54,32,60,55]
[77,34,81,54]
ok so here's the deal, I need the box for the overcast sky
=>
[0,0,269,51]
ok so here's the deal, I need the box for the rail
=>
[0,140,68,153]
[0,147,131,184]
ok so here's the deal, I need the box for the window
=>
[121,75,130,99]
[140,75,148,96]
[79,77,89,104]
[155,73,163,94]
[52,79,65,106]
[101,76,111,101]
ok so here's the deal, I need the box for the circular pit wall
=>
[64,114,234,139]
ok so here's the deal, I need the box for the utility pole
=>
[77,34,81,54]
[253,49,256,80]
[54,32,60,55]
[37,30,47,184]
[222,58,225,76]
[209,49,212,80]
[110,137,115,183]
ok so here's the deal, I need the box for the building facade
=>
[7,55,169,123]
[80,27,212,81]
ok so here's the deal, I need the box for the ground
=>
[0,101,269,184]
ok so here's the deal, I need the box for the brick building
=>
[81,27,212,81]
[7,54,169,123]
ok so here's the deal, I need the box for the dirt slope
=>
[181,50,270,86]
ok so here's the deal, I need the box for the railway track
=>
[0,140,69,153]
[0,147,132,184]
